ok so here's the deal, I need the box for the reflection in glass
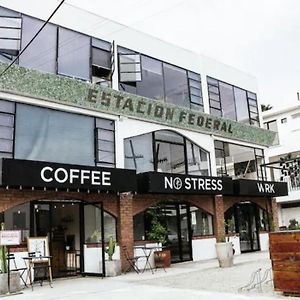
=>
[190,206,213,236]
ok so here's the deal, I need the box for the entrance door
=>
[160,202,192,263]
[236,203,260,252]
[31,201,81,277]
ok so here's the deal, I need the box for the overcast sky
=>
[65,0,300,110]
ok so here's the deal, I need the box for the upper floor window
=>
[207,77,259,126]
[3,8,114,86]
[124,130,210,175]
[0,7,21,63]
[118,47,203,112]
[214,140,266,180]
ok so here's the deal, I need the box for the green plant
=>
[105,236,116,261]
[0,223,7,273]
[288,219,300,230]
[147,217,168,245]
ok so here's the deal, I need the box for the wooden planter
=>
[154,249,171,268]
[269,231,300,295]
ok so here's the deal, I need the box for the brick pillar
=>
[270,197,279,231]
[213,195,225,242]
[118,192,134,271]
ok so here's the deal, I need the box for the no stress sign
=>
[138,172,233,195]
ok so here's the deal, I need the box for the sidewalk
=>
[4,251,299,300]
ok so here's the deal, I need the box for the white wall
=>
[280,206,300,227]
[259,232,269,251]
[192,238,217,261]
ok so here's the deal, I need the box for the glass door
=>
[82,203,105,276]
[237,203,260,253]
[160,202,192,263]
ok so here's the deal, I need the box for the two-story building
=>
[0,1,287,277]
[263,103,300,229]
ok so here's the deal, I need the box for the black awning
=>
[0,158,137,192]
[137,172,233,195]
[233,179,288,197]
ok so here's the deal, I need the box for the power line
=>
[0,0,65,79]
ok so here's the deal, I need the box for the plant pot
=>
[0,272,21,294]
[105,260,121,277]
[215,242,234,268]
[154,249,171,268]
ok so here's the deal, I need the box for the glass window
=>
[119,53,142,82]
[15,104,94,165]
[219,82,236,120]
[124,133,154,173]
[95,118,115,168]
[19,16,57,73]
[163,63,189,107]
[0,99,14,158]
[234,87,249,123]
[0,99,15,113]
[4,203,30,242]
[186,140,209,175]
[214,140,265,180]
[0,11,21,62]
[58,28,90,80]
[137,55,164,100]
[190,206,213,236]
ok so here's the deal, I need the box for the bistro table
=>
[134,245,161,274]
[23,254,53,290]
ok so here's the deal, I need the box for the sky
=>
[64,0,300,110]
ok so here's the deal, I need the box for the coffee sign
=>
[1,159,137,192]
[138,172,233,194]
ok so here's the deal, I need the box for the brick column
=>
[118,192,134,271]
[213,195,225,242]
[270,197,279,231]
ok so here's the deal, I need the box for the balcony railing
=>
[278,176,300,192]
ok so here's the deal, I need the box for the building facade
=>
[263,103,300,229]
[0,2,287,276]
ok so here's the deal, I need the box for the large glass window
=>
[57,27,90,80]
[137,55,164,100]
[190,206,213,236]
[118,47,203,111]
[163,63,189,108]
[214,140,265,180]
[207,76,260,126]
[15,104,94,165]
[0,7,21,63]
[124,130,210,175]
[19,15,57,73]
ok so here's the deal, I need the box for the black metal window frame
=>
[95,118,116,168]
[117,46,203,112]
[207,76,260,126]
[0,8,22,62]
[0,99,16,159]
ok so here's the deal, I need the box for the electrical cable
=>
[0,0,65,79]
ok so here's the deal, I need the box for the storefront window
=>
[190,206,213,236]
[0,99,14,158]
[4,203,30,242]
[214,140,265,180]
[124,130,210,175]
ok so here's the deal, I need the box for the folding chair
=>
[7,253,28,287]
[122,246,142,274]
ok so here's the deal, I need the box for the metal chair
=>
[122,246,142,274]
[7,253,28,287]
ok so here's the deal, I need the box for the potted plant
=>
[215,218,234,268]
[0,223,21,294]
[147,216,171,268]
[104,236,121,277]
